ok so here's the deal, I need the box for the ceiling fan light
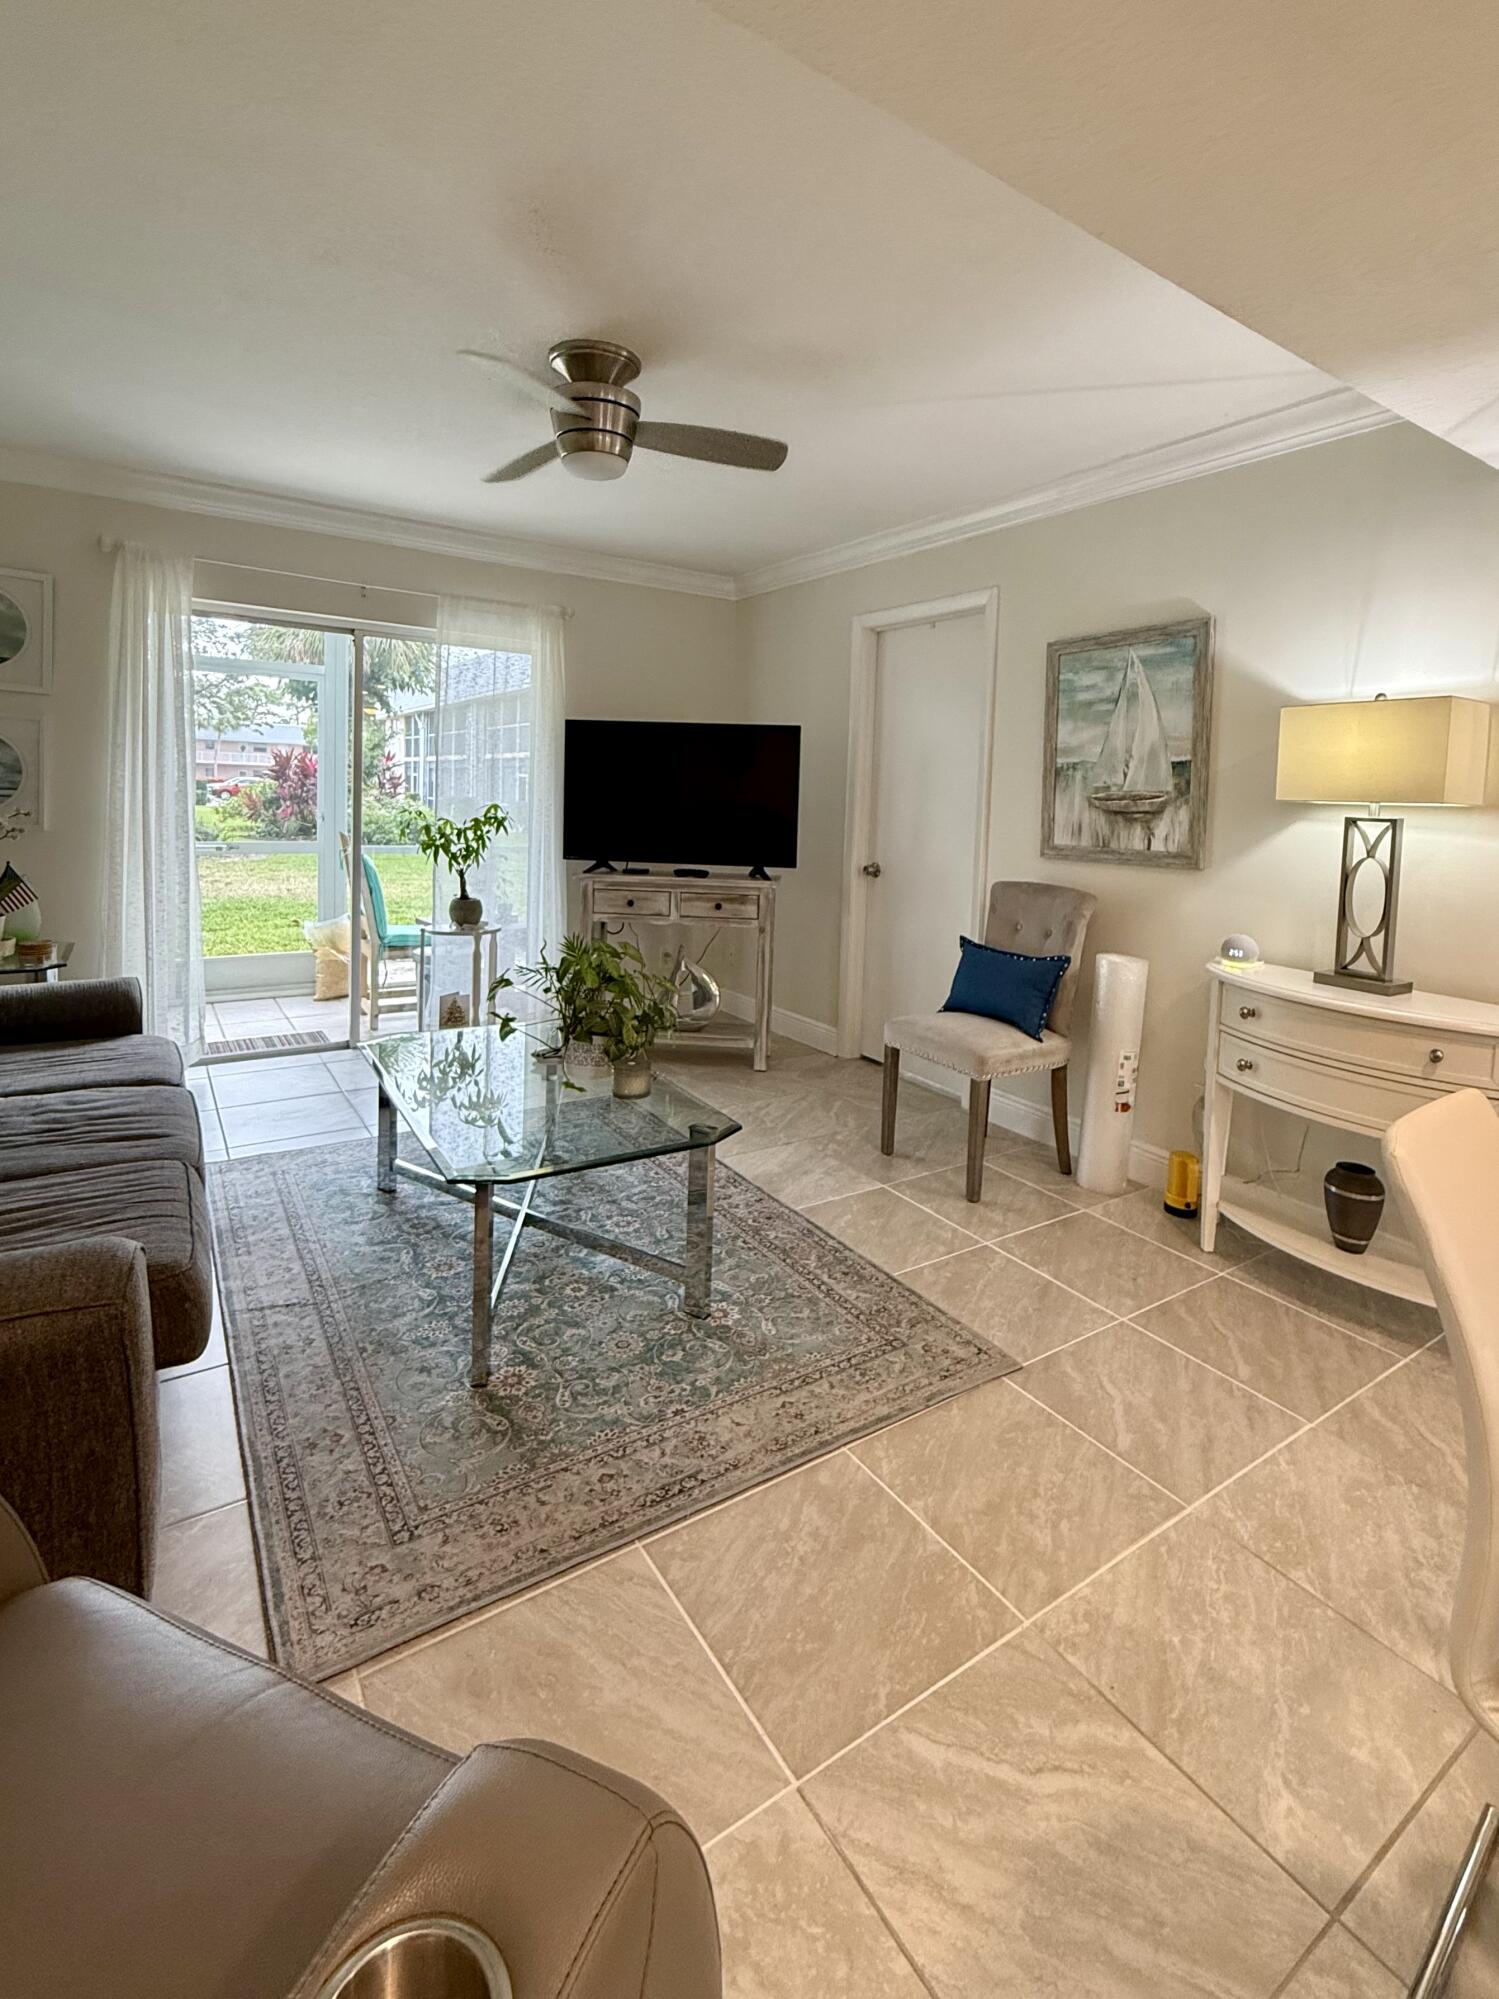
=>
[561,450,630,481]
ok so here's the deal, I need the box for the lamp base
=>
[1314,968,1413,997]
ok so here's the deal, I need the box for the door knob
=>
[862,862,882,878]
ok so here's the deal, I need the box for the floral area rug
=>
[209,1137,1017,1677]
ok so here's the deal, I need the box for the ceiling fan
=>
[461,338,789,485]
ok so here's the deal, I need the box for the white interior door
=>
[859,612,990,1061]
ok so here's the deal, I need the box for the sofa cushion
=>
[0,1035,185,1098]
[0,1161,213,1367]
[0,1580,451,1999]
[0,1084,202,1183]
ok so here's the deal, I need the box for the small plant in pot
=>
[490,934,678,1095]
[401,801,511,928]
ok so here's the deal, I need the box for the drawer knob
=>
[1238,1005,1257,1020]
[714,901,723,911]
[626,897,635,907]
[1235,1057,1255,1073]
[1429,1047,1445,1065]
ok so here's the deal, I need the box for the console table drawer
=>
[590,887,673,917]
[1228,991,1495,1087]
[1217,1030,1444,1130]
[678,890,760,921]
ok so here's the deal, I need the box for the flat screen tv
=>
[563,720,800,873]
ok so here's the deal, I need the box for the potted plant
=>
[401,801,511,927]
[491,934,678,1096]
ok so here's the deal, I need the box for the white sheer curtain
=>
[433,594,565,997]
[100,543,205,1059]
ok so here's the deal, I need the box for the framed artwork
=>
[0,715,44,831]
[0,569,52,695]
[1041,615,1215,870]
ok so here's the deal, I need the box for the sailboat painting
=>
[1042,616,1214,869]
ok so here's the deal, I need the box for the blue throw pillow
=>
[941,935,1070,1041]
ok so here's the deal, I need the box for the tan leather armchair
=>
[0,1260,721,1997]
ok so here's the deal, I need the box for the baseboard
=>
[717,993,1170,1188]
[719,990,840,1056]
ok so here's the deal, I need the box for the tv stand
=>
[578,870,777,1071]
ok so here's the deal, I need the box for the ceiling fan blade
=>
[482,442,559,484]
[459,349,580,414]
[634,421,788,471]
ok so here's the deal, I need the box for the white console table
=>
[1202,960,1499,1305]
[578,872,776,1070]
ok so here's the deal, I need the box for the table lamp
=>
[1276,693,1489,996]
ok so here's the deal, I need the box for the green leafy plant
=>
[400,801,511,900]
[489,933,679,1062]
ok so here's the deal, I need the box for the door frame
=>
[836,588,1000,1060]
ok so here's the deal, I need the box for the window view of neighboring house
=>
[194,722,305,787]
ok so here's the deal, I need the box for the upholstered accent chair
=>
[881,880,1097,1202]
[1384,1088,1499,1996]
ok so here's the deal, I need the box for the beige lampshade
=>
[1276,695,1490,806]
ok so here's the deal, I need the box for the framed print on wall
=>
[1041,614,1215,870]
[0,715,44,830]
[0,569,52,695]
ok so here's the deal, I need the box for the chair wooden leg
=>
[966,1078,991,1202]
[1050,1064,1072,1176]
[880,1045,899,1156]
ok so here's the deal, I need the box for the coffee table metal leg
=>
[471,1184,494,1387]
[376,1084,397,1193]
[683,1134,716,1319]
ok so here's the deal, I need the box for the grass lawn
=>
[197,849,431,957]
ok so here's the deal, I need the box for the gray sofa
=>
[0,977,213,1594]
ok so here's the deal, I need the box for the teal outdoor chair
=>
[340,833,420,1031]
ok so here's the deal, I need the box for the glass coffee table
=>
[360,1025,741,1388]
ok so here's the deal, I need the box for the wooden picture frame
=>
[1041,614,1214,870]
[0,569,53,696]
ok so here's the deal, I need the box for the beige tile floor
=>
[160,1026,1495,1996]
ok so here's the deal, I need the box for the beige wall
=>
[736,422,1499,1161]
[0,480,740,981]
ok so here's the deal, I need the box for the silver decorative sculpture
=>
[671,946,721,1031]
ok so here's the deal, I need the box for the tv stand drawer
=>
[590,887,673,917]
[679,890,759,922]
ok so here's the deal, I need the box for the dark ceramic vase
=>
[448,893,483,929]
[1323,1161,1386,1255]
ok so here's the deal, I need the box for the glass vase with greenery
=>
[400,802,510,926]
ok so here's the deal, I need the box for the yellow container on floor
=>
[1164,1149,1201,1219]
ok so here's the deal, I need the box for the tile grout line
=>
[1004,1365,1189,1504]
[1122,1315,1310,1420]
[798,1787,947,1999]
[841,1449,1025,1621]
[637,1544,798,1788]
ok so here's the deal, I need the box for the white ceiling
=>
[4,0,1374,581]
[706,0,1499,473]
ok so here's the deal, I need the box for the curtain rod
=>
[95,538,572,616]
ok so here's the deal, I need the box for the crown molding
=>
[0,447,740,600]
[731,388,1399,598]
[0,388,1399,606]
